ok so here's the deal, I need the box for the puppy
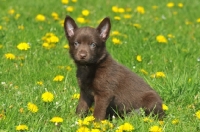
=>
[64,15,164,120]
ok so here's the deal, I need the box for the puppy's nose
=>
[80,53,87,59]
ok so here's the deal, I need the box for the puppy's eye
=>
[74,42,79,47]
[90,43,96,48]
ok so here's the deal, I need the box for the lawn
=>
[0,0,200,131]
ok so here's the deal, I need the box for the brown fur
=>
[64,15,164,120]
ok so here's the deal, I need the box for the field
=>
[0,0,200,131]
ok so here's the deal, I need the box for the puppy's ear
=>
[64,15,78,39]
[96,17,111,41]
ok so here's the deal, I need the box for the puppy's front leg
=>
[93,94,112,120]
[76,90,93,117]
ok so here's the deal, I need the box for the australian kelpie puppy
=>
[64,15,164,120]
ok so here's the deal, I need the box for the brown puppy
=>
[64,15,164,120]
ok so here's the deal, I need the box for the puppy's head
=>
[64,16,111,65]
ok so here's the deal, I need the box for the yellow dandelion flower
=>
[35,14,46,21]
[72,0,77,3]
[0,112,6,120]
[162,104,168,111]
[167,34,175,38]
[64,44,69,49]
[8,9,15,15]
[178,3,183,8]
[111,31,120,36]
[125,7,132,12]
[51,12,59,20]
[136,6,145,14]
[77,17,86,24]
[136,55,142,62]
[82,9,90,16]
[172,119,179,124]
[72,93,80,99]
[91,129,100,132]
[118,8,125,13]
[16,124,28,131]
[17,42,30,50]
[112,6,119,13]
[149,126,162,132]
[143,117,154,123]
[37,81,43,86]
[66,66,72,71]
[124,14,132,19]
[5,53,16,60]
[133,23,141,28]
[53,75,64,81]
[156,72,166,78]
[167,2,174,8]
[116,122,134,132]
[112,38,122,45]
[78,116,95,126]
[42,91,54,102]
[18,25,24,30]
[195,110,200,119]
[42,42,51,49]
[152,5,158,10]
[27,102,38,113]
[66,6,74,12]
[15,13,20,19]
[0,25,2,30]
[114,16,121,20]
[159,121,164,125]
[50,116,63,123]
[156,35,168,43]
[76,126,90,132]
[61,0,68,4]
[196,18,200,23]
[140,69,148,75]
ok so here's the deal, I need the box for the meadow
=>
[0,0,200,131]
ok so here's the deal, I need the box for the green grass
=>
[0,0,200,131]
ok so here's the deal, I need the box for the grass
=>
[0,0,200,131]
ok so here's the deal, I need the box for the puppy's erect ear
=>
[64,15,78,39]
[96,17,111,41]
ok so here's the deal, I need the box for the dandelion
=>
[118,8,125,13]
[72,0,77,3]
[133,23,141,28]
[72,93,80,99]
[15,13,20,19]
[178,3,183,8]
[112,6,119,13]
[27,102,38,113]
[42,91,54,102]
[61,0,68,4]
[53,75,64,82]
[0,112,6,120]
[149,125,162,132]
[64,44,69,49]
[66,6,74,12]
[111,31,120,36]
[18,25,24,30]
[51,12,59,20]
[167,2,174,8]
[82,9,90,16]
[8,9,15,15]
[156,35,167,43]
[77,17,86,24]
[17,42,30,50]
[77,126,90,132]
[66,66,72,71]
[112,38,122,44]
[136,6,145,14]
[37,81,43,85]
[35,14,46,21]
[116,122,134,132]
[123,14,132,19]
[16,124,28,131]
[19,108,24,113]
[143,117,154,123]
[91,129,101,132]
[114,16,121,20]
[0,25,2,30]
[196,18,200,23]
[140,69,148,75]
[162,104,168,111]
[5,53,16,60]
[195,110,200,119]
[167,34,175,38]
[136,55,142,62]
[78,116,95,126]
[172,119,179,124]
[156,72,166,78]
[50,116,63,123]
